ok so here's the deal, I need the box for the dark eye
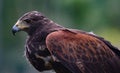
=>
[24,19,32,23]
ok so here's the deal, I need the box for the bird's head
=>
[12,11,47,36]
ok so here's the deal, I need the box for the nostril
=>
[16,24,19,27]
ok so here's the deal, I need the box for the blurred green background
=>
[0,0,120,73]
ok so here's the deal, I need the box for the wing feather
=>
[46,29,120,73]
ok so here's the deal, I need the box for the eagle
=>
[12,11,120,73]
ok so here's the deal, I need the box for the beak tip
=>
[12,25,20,36]
[12,29,16,36]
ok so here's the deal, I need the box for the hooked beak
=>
[12,20,29,36]
[12,24,20,36]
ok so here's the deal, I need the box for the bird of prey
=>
[12,11,120,73]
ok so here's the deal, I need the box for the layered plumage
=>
[12,11,120,73]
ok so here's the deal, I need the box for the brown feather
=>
[12,11,120,73]
[46,29,120,73]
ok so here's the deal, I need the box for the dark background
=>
[0,0,120,73]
